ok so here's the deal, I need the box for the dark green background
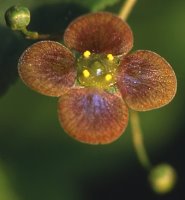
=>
[0,0,184,199]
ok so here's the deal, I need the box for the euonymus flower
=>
[18,12,177,144]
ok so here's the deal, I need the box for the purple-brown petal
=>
[64,12,133,55]
[116,50,177,111]
[18,41,76,97]
[58,88,128,144]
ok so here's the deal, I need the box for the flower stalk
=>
[119,0,137,21]
[119,0,152,171]
[130,110,152,170]
[21,27,50,39]
[119,0,177,194]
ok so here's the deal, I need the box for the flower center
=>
[77,50,120,89]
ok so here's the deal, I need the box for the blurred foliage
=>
[0,0,119,25]
[0,0,185,199]
[0,161,19,200]
[0,26,28,96]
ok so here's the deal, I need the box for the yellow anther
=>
[107,54,114,61]
[83,69,90,78]
[105,74,112,81]
[83,50,91,58]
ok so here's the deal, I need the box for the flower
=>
[18,12,177,144]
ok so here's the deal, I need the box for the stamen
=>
[83,50,91,58]
[107,54,114,61]
[105,74,112,81]
[77,52,119,89]
[83,69,90,78]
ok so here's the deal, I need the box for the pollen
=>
[105,74,112,81]
[83,50,91,58]
[77,53,119,89]
[107,54,114,61]
[83,69,90,78]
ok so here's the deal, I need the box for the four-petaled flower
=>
[18,12,177,144]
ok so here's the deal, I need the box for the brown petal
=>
[58,88,128,144]
[64,12,133,55]
[116,50,177,111]
[18,41,76,97]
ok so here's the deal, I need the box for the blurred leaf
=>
[30,2,89,34]
[0,0,121,25]
[74,0,120,11]
[0,26,28,96]
[0,161,19,200]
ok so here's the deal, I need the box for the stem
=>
[118,0,152,171]
[21,27,50,39]
[130,110,152,170]
[119,0,137,20]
